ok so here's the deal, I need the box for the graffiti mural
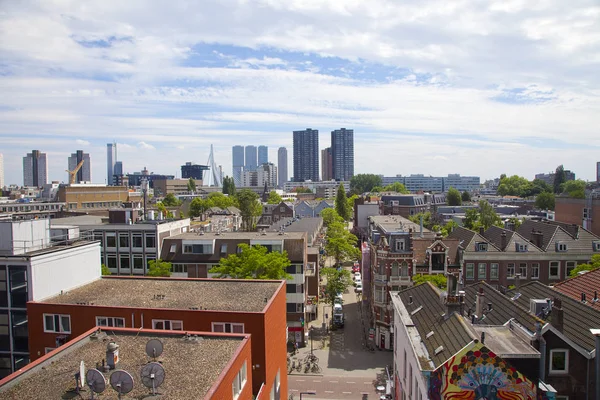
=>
[428,341,536,400]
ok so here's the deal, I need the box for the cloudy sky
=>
[1,0,599,186]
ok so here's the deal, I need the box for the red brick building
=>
[26,276,287,397]
[0,327,259,399]
[555,195,600,237]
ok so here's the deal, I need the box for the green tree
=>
[350,174,383,194]
[569,254,600,277]
[187,177,197,193]
[461,191,471,202]
[562,179,586,199]
[431,220,458,237]
[447,187,462,206]
[267,191,283,204]
[530,179,553,196]
[147,259,172,277]
[371,186,383,193]
[383,182,409,194]
[101,264,111,276]
[535,192,556,210]
[463,201,502,231]
[412,274,447,289]
[335,183,350,221]
[236,189,262,231]
[409,212,433,230]
[347,194,358,218]
[209,244,292,279]
[463,208,480,230]
[222,176,236,195]
[320,208,344,227]
[496,175,533,197]
[293,187,313,194]
[207,192,236,209]
[325,221,360,265]
[320,267,353,307]
[553,165,566,194]
[156,202,174,219]
[189,197,209,217]
[162,193,181,206]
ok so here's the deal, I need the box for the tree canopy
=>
[561,179,586,199]
[335,183,350,221]
[236,189,262,231]
[161,193,181,206]
[569,254,600,277]
[209,244,292,279]
[325,221,360,265]
[412,274,447,289]
[463,201,503,231]
[447,187,462,206]
[383,182,409,194]
[156,202,174,219]
[187,177,197,193]
[147,259,172,277]
[321,208,344,227]
[189,192,237,217]
[553,165,566,194]
[535,192,555,210]
[461,191,471,202]
[293,187,313,193]
[320,267,353,307]
[350,174,382,194]
[431,220,459,237]
[267,191,283,204]
[222,176,236,195]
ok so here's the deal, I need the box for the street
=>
[288,270,393,399]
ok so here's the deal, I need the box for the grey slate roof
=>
[483,226,516,251]
[518,220,600,253]
[447,226,500,252]
[507,281,600,353]
[396,282,476,367]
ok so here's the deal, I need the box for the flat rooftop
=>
[0,329,244,399]
[370,215,431,234]
[43,277,281,312]
[472,326,540,358]
[171,231,306,240]
[0,239,98,258]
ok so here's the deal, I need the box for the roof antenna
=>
[86,368,107,399]
[109,370,134,400]
[140,362,166,396]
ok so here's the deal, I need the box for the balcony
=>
[388,276,411,285]
[374,273,388,284]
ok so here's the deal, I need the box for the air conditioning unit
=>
[529,299,549,317]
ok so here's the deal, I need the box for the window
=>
[118,233,129,248]
[286,264,303,274]
[132,233,143,248]
[593,241,600,252]
[213,322,245,334]
[93,233,103,246]
[106,234,116,248]
[44,314,71,333]
[220,244,227,254]
[286,284,303,294]
[152,320,183,331]
[516,243,528,252]
[519,263,527,278]
[183,244,213,254]
[96,317,125,328]
[476,242,488,252]
[466,263,474,280]
[107,255,117,269]
[0,356,11,378]
[395,240,405,251]
[280,206,285,212]
[169,244,176,253]
[507,263,515,279]
[9,267,28,308]
[232,361,247,399]
[133,255,144,270]
[556,242,568,252]
[565,261,576,278]
[403,350,407,380]
[490,263,499,280]
[478,263,486,279]
[0,266,6,308]
[391,262,399,276]
[549,262,560,279]
[119,255,130,270]
[286,303,304,313]
[171,264,188,274]
[146,235,156,248]
[549,349,569,374]
[531,263,540,279]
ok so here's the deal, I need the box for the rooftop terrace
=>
[42,277,282,312]
[0,329,245,400]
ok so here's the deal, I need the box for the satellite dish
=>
[109,370,134,399]
[140,362,166,395]
[145,339,164,359]
[86,369,107,398]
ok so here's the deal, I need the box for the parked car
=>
[354,278,362,288]
[352,266,360,273]
[333,303,343,314]
[353,272,361,281]
[355,283,363,293]
[334,297,343,305]
[333,313,344,328]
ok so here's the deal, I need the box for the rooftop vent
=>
[434,346,444,355]
[426,331,434,339]
[410,305,423,316]
[153,294,166,300]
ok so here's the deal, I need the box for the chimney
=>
[514,273,521,293]
[479,226,485,235]
[481,331,486,344]
[551,297,564,332]
[500,231,507,250]
[106,342,119,370]
[446,273,456,295]
[532,230,543,248]
[475,287,485,318]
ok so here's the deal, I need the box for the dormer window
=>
[395,240,405,251]
[593,241,600,252]
[476,242,488,252]
[556,242,568,252]
[516,243,528,252]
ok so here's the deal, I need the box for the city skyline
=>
[1,1,599,185]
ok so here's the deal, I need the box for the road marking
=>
[364,382,371,384]
[325,391,334,393]
[296,379,305,382]
[347,381,355,383]
[329,380,338,383]
[313,380,321,382]
[342,391,352,394]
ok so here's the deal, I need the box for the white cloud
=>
[75,139,91,146]
[137,141,155,150]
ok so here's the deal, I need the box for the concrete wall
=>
[357,204,380,230]
[0,219,50,255]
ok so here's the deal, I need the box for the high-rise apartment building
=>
[106,142,117,185]
[293,128,319,182]
[257,162,277,187]
[321,147,333,181]
[114,161,123,177]
[331,128,354,181]
[277,147,288,188]
[258,145,268,165]
[0,153,4,189]
[245,146,258,172]
[23,150,48,187]
[67,150,91,183]
[232,145,244,187]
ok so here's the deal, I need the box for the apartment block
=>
[379,193,446,217]
[152,178,203,196]
[381,174,480,193]
[331,128,354,181]
[57,184,129,210]
[293,129,319,182]
[23,150,47,188]
[67,150,91,183]
[277,147,288,188]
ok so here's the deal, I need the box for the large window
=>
[478,263,487,279]
[152,320,183,330]
[565,261,576,278]
[549,349,569,374]
[9,267,27,308]
[465,263,474,280]
[118,233,129,248]
[183,244,213,254]
[44,314,71,333]
[401,261,409,276]
[12,311,28,352]
[96,317,125,328]
[107,255,117,269]
[549,262,560,279]
[490,263,499,280]
[106,234,116,248]
[120,255,130,270]
[0,356,11,379]
[232,361,247,399]
[391,262,399,276]
[507,263,515,279]
[0,311,9,352]
[519,263,527,278]
[133,255,144,270]
[145,234,156,248]
[0,266,7,307]
[212,322,245,333]
[531,263,540,279]
[132,233,143,248]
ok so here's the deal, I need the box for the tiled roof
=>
[517,220,600,254]
[507,281,600,353]
[463,281,542,332]
[447,226,500,252]
[483,226,515,251]
[517,220,561,251]
[412,237,461,265]
[396,283,476,368]
[553,268,600,311]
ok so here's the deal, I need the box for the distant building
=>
[0,153,4,189]
[241,170,258,187]
[153,178,203,196]
[106,142,117,185]
[258,145,268,165]
[380,193,446,217]
[284,180,349,198]
[67,150,91,183]
[257,163,277,187]
[321,147,332,181]
[23,150,48,188]
[597,161,600,183]
[57,184,129,210]
[331,128,354,181]
[126,167,174,188]
[293,128,319,182]
[113,161,123,176]
[181,162,209,180]
[381,174,480,193]
[555,193,600,236]
[245,145,257,172]
[535,170,576,186]
[232,145,245,187]
[277,147,288,188]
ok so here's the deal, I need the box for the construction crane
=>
[66,160,84,185]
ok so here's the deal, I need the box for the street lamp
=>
[141,178,149,220]
[299,391,316,400]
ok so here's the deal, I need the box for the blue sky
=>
[1,0,599,186]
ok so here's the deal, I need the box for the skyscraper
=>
[68,150,91,183]
[293,128,319,182]
[257,163,277,187]
[107,142,117,185]
[232,145,244,187]
[331,128,354,181]
[258,145,268,166]
[114,161,123,177]
[181,162,208,180]
[321,147,333,181]
[23,150,48,187]
[0,153,4,189]
[245,146,258,172]
[277,147,288,188]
